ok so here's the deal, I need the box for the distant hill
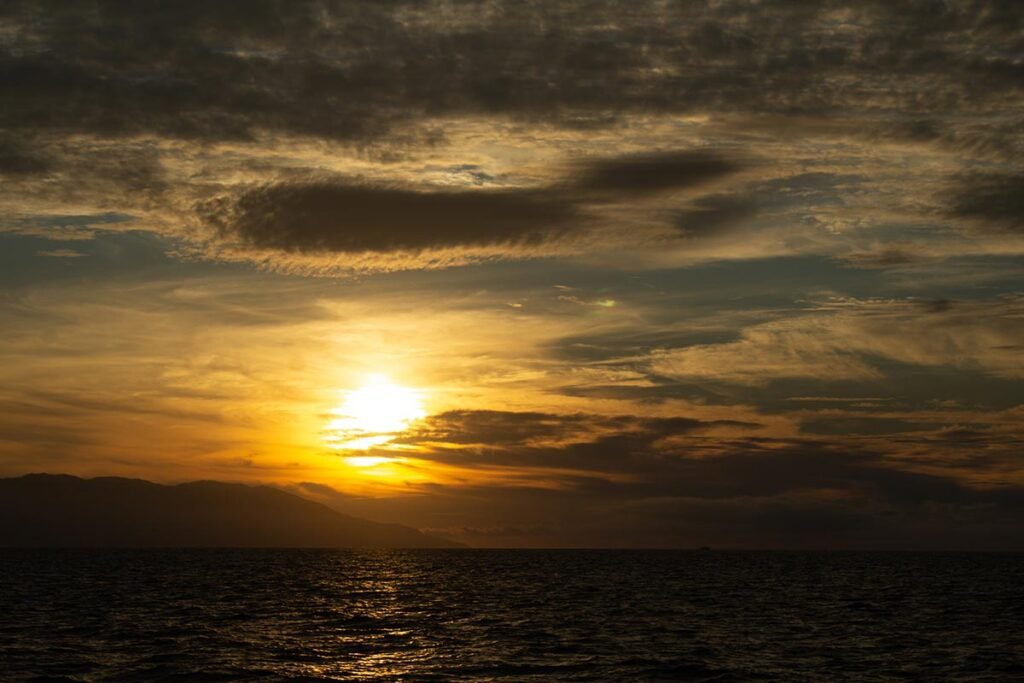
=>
[0,474,460,548]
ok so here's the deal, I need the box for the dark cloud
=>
[920,298,955,313]
[843,248,920,269]
[571,151,744,196]
[798,416,935,436]
[200,181,581,252]
[199,150,753,254]
[408,410,597,447]
[949,172,1024,232]
[934,426,993,444]
[400,410,767,483]
[2,1,1021,144]
[334,408,1024,548]
[404,409,750,450]
[395,410,1020,504]
[0,138,51,176]
[674,194,760,237]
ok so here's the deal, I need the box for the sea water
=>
[2,549,1022,681]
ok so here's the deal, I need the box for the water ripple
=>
[2,550,1023,681]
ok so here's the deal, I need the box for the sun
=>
[324,374,426,453]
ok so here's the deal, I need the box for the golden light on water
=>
[324,375,427,461]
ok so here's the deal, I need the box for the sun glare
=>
[325,374,426,455]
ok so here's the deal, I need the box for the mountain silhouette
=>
[0,474,460,548]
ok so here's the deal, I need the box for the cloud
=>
[1,1,1022,272]
[3,1,1021,144]
[332,407,1024,548]
[674,172,865,237]
[403,409,749,451]
[570,150,744,196]
[394,409,765,476]
[199,181,581,253]
[0,138,52,176]
[195,149,755,261]
[841,248,921,269]
[949,172,1024,232]
[36,248,86,258]
[650,297,1024,385]
[674,193,761,237]
[407,410,596,447]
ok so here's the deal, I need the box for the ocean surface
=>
[1,550,1022,682]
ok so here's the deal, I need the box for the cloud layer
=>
[3,1,1021,142]
[1,0,1022,271]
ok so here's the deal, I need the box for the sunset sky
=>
[2,0,1022,548]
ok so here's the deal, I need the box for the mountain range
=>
[0,474,459,548]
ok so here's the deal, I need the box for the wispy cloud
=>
[36,248,86,258]
[650,297,1024,385]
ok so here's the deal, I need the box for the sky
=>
[1,0,1023,548]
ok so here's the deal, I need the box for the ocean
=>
[2,550,1022,681]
